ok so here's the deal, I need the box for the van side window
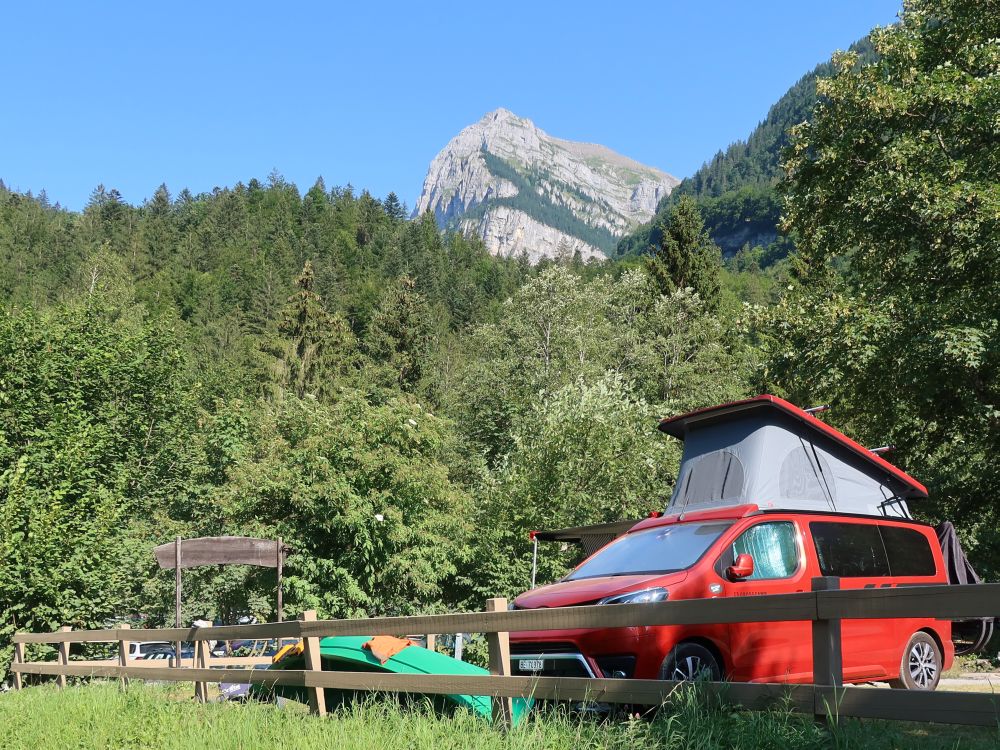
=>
[880,525,936,576]
[810,522,890,577]
[732,522,799,579]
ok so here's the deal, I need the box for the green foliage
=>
[690,185,782,253]
[452,267,619,462]
[771,0,1000,571]
[0,166,752,671]
[453,268,752,596]
[363,277,435,394]
[469,375,679,598]
[0,300,198,674]
[646,196,722,305]
[618,38,877,259]
[676,36,875,202]
[0,176,532,674]
[215,394,472,618]
[0,177,525,398]
[266,260,361,400]
[453,266,751,460]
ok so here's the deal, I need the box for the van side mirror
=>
[726,553,755,581]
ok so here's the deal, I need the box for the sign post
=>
[174,535,182,665]
[277,536,284,623]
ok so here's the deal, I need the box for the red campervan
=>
[509,396,954,690]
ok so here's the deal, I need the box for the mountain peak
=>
[415,112,678,263]
[483,107,520,122]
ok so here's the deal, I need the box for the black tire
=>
[889,632,942,690]
[659,642,722,682]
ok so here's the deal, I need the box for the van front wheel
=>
[889,632,941,690]
[659,643,721,682]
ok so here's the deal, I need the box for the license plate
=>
[518,659,544,672]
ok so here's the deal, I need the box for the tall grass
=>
[0,682,997,750]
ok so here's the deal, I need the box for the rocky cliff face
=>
[415,109,678,263]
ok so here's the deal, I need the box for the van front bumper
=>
[508,626,668,679]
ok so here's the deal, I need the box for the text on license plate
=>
[518,659,544,672]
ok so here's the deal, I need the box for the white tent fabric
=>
[667,411,912,518]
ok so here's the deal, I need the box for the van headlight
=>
[597,587,669,605]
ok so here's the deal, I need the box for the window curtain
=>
[733,523,797,579]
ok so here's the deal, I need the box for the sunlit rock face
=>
[415,108,678,263]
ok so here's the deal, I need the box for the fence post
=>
[12,642,24,690]
[812,576,842,722]
[118,624,131,691]
[194,623,212,703]
[485,597,513,726]
[425,634,436,652]
[300,610,327,717]
[57,626,71,689]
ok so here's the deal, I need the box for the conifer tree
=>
[382,192,407,221]
[364,276,433,392]
[303,177,329,224]
[272,260,358,399]
[139,183,176,275]
[646,196,722,305]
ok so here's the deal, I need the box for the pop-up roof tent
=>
[528,395,929,585]
[657,395,928,518]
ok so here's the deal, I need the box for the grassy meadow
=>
[1,682,998,750]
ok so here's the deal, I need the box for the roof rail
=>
[869,445,896,455]
[804,404,830,415]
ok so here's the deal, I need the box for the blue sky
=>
[2,1,901,211]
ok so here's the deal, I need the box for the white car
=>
[128,641,172,660]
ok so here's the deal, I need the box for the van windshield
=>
[565,521,732,580]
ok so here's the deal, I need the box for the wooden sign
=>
[153,536,286,570]
[154,536,291,633]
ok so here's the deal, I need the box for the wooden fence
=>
[10,579,1000,727]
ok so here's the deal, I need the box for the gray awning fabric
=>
[534,519,641,557]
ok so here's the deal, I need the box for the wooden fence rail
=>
[10,582,1000,728]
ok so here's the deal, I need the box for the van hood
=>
[513,571,689,609]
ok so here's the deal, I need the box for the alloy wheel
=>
[670,655,708,681]
[908,641,938,688]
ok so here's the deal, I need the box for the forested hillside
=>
[0,174,754,676]
[1,0,995,685]
[617,38,875,262]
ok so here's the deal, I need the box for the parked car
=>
[136,643,195,661]
[127,641,173,660]
[509,396,954,691]
[511,506,953,689]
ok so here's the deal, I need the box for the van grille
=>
[509,641,578,655]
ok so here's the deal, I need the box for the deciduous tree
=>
[775,0,1000,571]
